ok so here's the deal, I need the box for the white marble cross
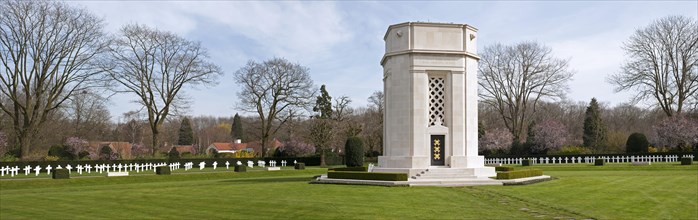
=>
[199,162,206,170]
[247,161,253,168]
[23,165,31,175]
[212,161,218,170]
[66,164,73,174]
[77,165,84,174]
[46,165,53,175]
[34,165,41,176]
[86,165,92,173]
[1,166,6,176]
[281,160,287,167]
[225,161,230,169]
[236,161,242,166]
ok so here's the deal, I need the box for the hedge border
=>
[327,171,408,181]
[495,166,515,172]
[330,167,368,172]
[156,166,171,175]
[496,169,543,180]
[52,169,69,179]
[680,157,693,165]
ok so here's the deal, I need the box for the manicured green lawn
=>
[1,163,696,219]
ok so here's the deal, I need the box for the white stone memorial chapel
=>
[373,22,496,179]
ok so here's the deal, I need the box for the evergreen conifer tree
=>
[178,117,194,145]
[583,98,607,152]
[231,113,245,142]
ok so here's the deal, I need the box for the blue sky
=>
[70,1,698,122]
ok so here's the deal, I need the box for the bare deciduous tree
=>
[478,42,574,141]
[64,90,111,139]
[610,15,698,117]
[234,58,314,157]
[0,0,107,158]
[102,24,222,155]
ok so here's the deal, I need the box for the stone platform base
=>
[312,175,552,187]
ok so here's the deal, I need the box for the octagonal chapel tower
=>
[375,22,495,178]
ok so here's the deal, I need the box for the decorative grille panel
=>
[429,76,445,126]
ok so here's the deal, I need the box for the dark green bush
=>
[331,167,368,172]
[294,162,305,170]
[52,169,70,179]
[680,157,693,165]
[327,171,408,181]
[99,146,113,160]
[234,165,247,172]
[595,158,605,166]
[48,145,74,160]
[344,136,364,167]
[496,169,543,179]
[495,166,515,172]
[156,166,171,175]
[626,133,649,153]
[168,147,180,160]
[522,159,533,166]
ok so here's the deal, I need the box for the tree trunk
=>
[320,147,327,167]
[152,129,159,157]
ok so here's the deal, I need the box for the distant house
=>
[206,139,285,155]
[206,140,250,155]
[173,145,195,154]
[88,141,133,159]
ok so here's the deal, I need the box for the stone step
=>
[416,173,479,179]
[408,179,503,187]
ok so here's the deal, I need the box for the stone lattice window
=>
[429,76,445,126]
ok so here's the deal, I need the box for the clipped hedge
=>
[680,157,693,165]
[327,171,408,181]
[522,159,533,166]
[344,136,364,167]
[234,165,247,172]
[156,166,171,175]
[496,169,543,180]
[294,163,305,170]
[330,167,368,172]
[52,169,69,179]
[495,166,515,172]
[595,158,605,166]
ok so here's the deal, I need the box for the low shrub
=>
[168,148,180,160]
[52,169,69,179]
[680,157,693,165]
[44,156,59,161]
[495,166,515,172]
[522,159,533,166]
[156,166,171,175]
[496,169,543,179]
[234,164,247,172]
[294,162,305,170]
[331,167,368,172]
[327,171,408,181]
[626,133,649,153]
[595,158,605,166]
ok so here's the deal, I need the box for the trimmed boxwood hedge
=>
[595,158,605,166]
[330,167,368,172]
[52,169,69,179]
[495,166,515,172]
[327,171,408,181]
[522,159,533,166]
[496,169,543,180]
[234,165,247,172]
[680,157,693,165]
[156,166,171,175]
[294,163,305,170]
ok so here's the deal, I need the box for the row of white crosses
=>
[1,159,299,178]
[485,154,695,165]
